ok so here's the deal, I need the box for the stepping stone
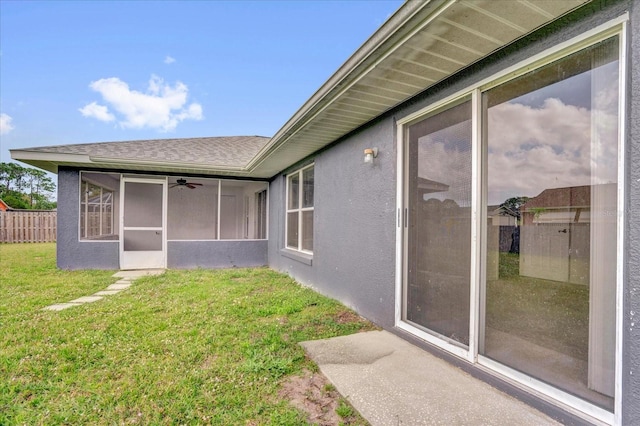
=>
[94,290,121,296]
[113,269,164,279]
[70,296,103,304]
[107,283,131,290]
[43,303,81,311]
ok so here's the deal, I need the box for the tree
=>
[0,162,27,193]
[24,168,56,208]
[499,196,530,217]
[0,162,56,210]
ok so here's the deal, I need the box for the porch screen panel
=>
[481,37,619,411]
[123,182,162,228]
[220,181,268,240]
[80,172,119,240]
[405,99,472,347]
[123,181,163,253]
[167,178,218,240]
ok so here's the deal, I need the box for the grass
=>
[335,400,354,418]
[0,243,375,425]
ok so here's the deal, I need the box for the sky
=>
[0,0,403,167]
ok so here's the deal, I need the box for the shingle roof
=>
[20,136,270,168]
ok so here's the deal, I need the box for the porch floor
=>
[301,330,559,426]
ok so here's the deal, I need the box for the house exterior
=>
[0,199,12,211]
[11,1,640,424]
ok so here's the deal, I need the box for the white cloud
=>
[81,75,203,132]
[78,102,115,122]
[164,56,176,64]
[0,113,14,135]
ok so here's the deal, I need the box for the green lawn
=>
[0,243,374,425]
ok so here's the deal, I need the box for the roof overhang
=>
[246,0,591,178]
[12,0,591,178]
[10,150,250,177]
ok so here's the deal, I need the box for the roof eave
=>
[245,0,592,178]
[10,150,252,177]
[245,0,444,171]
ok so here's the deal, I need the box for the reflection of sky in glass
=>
[418,119,472,207]
[487,60,618,206]
[514,70,592,109]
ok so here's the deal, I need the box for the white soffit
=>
[249,0,590,178]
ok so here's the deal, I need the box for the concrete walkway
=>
[43,269,164,311]
[301,330,559,426]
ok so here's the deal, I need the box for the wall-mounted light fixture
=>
[364,147,378,164]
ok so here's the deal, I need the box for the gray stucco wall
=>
[168,240,267,268]
[269,117,398,328]
[268,1,639,422]
[624,0,639,424]
[57,168,119,269]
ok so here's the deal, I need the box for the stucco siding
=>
[57,168,119,269]
[268,116,397,328]
[624,0,640,423]
[167,240,267,269]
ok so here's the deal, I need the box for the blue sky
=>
[0,0,403,164]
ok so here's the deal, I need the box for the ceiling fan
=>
[170,178,203,189]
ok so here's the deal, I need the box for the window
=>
[286,165,314,253]
[80,172,120,240]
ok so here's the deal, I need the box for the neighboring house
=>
[11,1,640,425]
[0,199,12,211]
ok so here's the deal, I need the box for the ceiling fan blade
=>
[190,182,203,186]
[169,183,179,188]
[186,184,196,189]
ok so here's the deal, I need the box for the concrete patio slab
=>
[43,302,82,311]
[70,296,103,304]
[301,330,559,426]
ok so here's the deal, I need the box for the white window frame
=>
[285,164,314,254]
[394,14,628,426]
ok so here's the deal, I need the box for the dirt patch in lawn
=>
[335,310,363,324]
[279,369,366,425]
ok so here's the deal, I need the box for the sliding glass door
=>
[399,29,622,419]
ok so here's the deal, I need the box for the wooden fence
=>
[0,211,57,243]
